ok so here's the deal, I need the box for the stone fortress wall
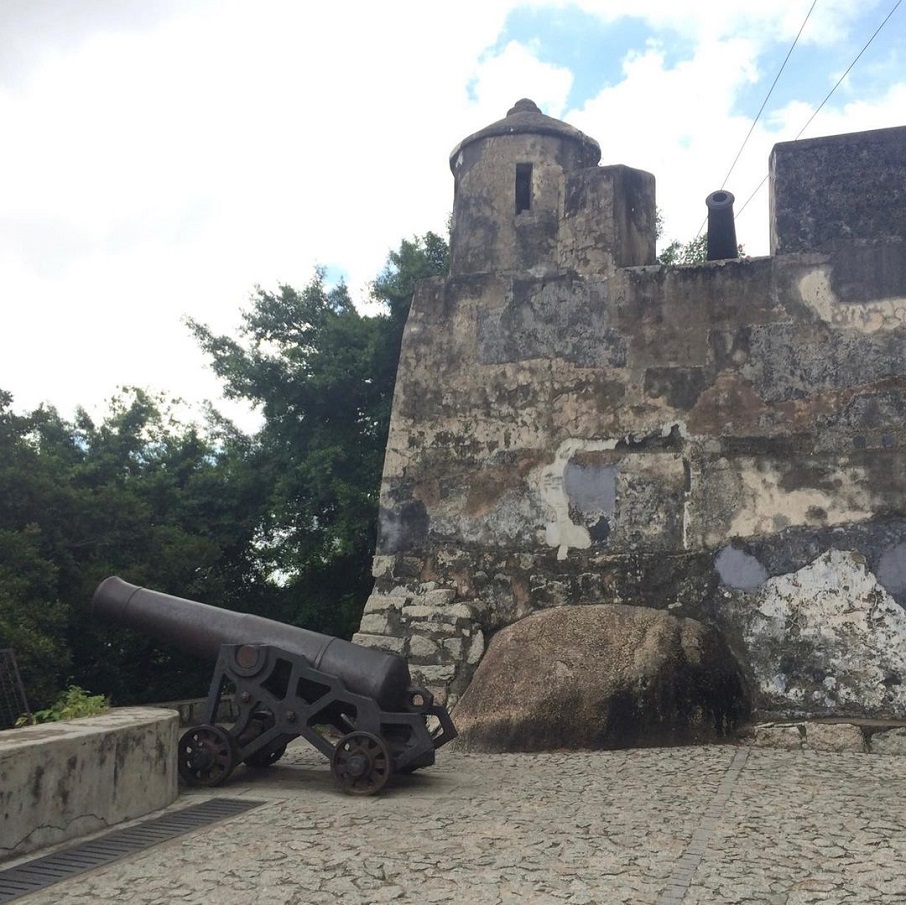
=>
[353,99,906,722]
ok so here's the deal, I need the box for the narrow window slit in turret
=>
[515,163,532,214]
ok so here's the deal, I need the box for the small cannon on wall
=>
[92,577,456,795]
[705,189,739,261]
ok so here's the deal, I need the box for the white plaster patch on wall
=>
[538,425,686,560]
[682,458,696,552]
[538,437,619,560]
[798,268,906,333]
[745,549,906,715]
[682,496,691,551]
[728,460,873,539]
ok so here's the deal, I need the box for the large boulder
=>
[452,604,749,752]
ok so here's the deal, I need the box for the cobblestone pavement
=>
[11,743,906,904]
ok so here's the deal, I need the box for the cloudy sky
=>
[2,0,903,430]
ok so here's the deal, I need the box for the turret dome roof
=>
[449,98,601,173]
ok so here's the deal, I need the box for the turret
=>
[448,99,656,277]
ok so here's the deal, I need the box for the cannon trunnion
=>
[92,577,456,795]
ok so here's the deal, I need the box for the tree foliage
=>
[18,685,109,725]
[657,234,710,265]
[188,232,449,639]
[0,231,449,710]
[656,210,745,265]
[0,388,271,707]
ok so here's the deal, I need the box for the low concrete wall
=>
[0,707,179,861]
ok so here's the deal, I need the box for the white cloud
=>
[0,1,516,424]
[770,80,906,138]
[539,0,880,45]
[0,0,903,428]
[570,38,764,250]
[566,5,906,256]
[468,40,573,119]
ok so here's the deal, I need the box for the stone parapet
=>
[0,707,178,861]
[770,124,906,255]
[154,696,237,727]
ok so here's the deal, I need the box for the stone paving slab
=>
[9,743,906,904]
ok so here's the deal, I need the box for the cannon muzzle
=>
[92,576,411,711]
[706,189,738,261]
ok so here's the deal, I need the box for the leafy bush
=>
[17,685,109,726]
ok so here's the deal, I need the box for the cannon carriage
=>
[92,577,456,795]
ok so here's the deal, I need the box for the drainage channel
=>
[0,797,266,902]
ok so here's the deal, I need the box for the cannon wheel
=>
[178,724,237,787]
[331,732,392,795]
[244,744,288,768]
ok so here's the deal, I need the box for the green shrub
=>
[16,685,109,726]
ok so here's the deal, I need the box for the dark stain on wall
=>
[477,279,627,367]
[377,500,429,555]
[830,241,906,303]
[644,367,710,409]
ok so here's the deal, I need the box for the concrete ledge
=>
[0,707,179,861]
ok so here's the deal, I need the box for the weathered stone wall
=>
[356,108,906,720]
[770,125,906,255]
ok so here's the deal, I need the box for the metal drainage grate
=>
[0,797,265,902]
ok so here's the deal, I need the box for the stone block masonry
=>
[352,585,485,708]
[355,99,906,722]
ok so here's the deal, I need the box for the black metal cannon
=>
[92,576,456,795]
[705,189,739,261]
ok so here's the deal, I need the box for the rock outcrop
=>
[741,549,906,717]
[452,604,749,752]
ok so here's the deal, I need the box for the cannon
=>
[705,189,739,261]
[92,576,456,795]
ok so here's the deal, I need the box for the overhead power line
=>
[735,0,904,220]
[792,0,903,141]
[720,0,819,190]
[694,0,819,238]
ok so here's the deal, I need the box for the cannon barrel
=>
[92,576,412,711]
[706,189,738,261]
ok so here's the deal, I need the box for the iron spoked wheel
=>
[177,724,237,787]
[244,744,288,768]
[331,732,392,796]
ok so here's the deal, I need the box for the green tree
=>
[189,232,449,638]
[0,389,271,707]
[656,211,745,265]
[657,234,709,265]
[0,392,78,707]
[0,230,449,709]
